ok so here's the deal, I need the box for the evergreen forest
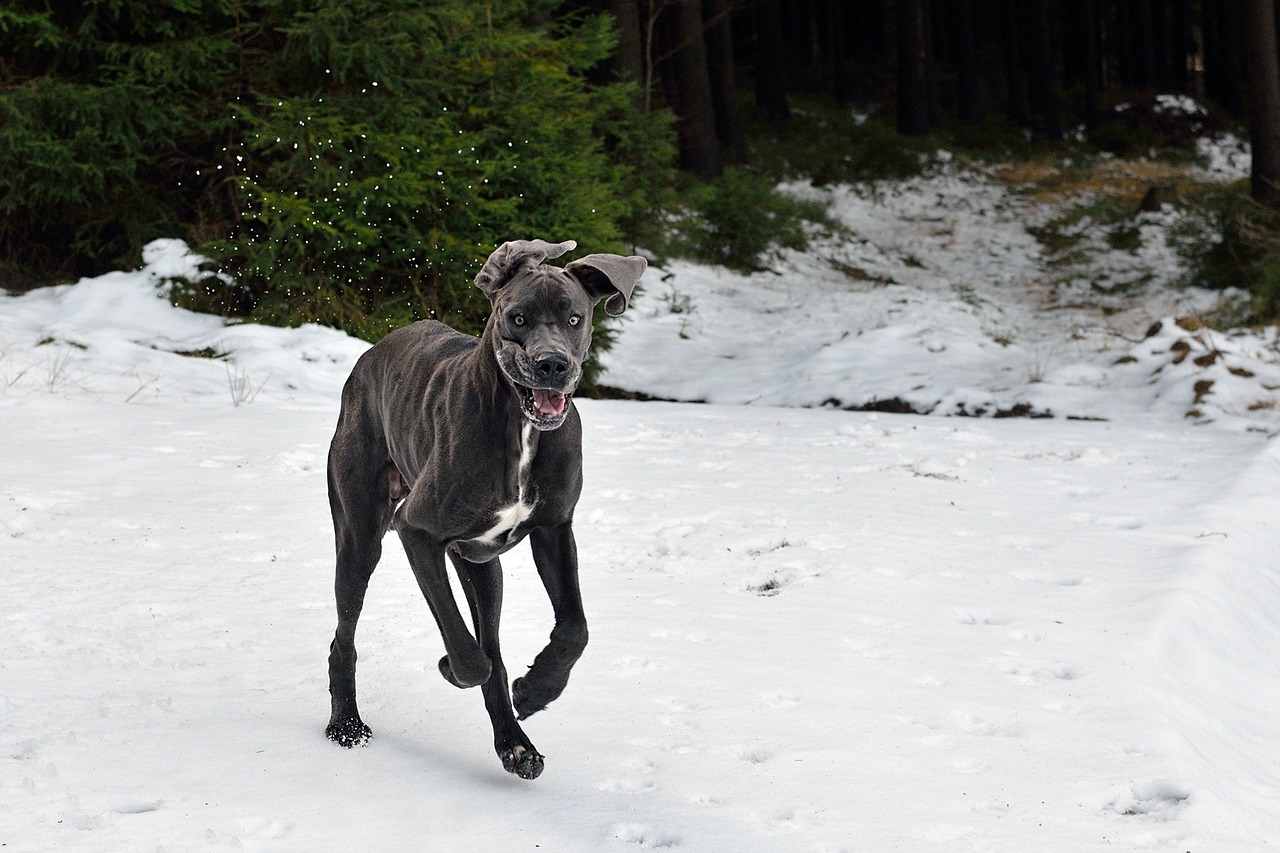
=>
[4,0,1280,341]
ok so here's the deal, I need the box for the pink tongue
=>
[532,389,566,417]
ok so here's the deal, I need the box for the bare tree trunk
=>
[1170,0,1190,93]
[955,0,980,121]
[923,0,942,126]
[1242,0,1280,204]
[1207,0,1247,117]
[754,0,791,120]
[1080,0,1099,127]
[670,0,723,179]
[897,0,931,134]
[1026,0,1061,139]
[1001,0,1026,125]
[830,0,853,104]
[609,0,646,86]
[704,0,745,155]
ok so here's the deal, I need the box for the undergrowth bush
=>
[747,101,933,186]
[1178,182,1280,324]
[658,168,834,272]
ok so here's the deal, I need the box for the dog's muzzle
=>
[498,346,577,431]
[523,386,570,430]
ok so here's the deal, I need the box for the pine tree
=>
[0,0,675,340]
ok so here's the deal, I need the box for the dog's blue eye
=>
[512,314,525,327]
[568,315,581,327]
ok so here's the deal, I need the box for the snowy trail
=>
[3,385,1275,851]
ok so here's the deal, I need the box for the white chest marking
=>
[475,422,535,546]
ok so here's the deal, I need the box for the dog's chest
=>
[470,422,537,548]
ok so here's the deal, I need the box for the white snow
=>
[2,196,1279,853]
[602,163,1280,432]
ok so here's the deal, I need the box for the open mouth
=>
[520,386,570,429]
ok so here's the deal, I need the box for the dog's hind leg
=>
[325,439,404,747]
[512,523,589,721]
[450,552,544,780]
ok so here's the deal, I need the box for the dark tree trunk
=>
[1203,0,1226,104]
[1080,0,1100,128]
[754,0,791,120]
[670,0,722,179]
[1170,0,1189,93]
[923,0,942,126]
[954,0,981,121]
[790,0,815,81]
[704,0,745,155]
[1243,0,1280,203]
[897,0,931,134]
[1133,0,1158,87]
[1025,0,1061,139]
[1205,0,1247,116]
[830,0,853,104]
[608,0,645,86]
[1001,0,1026,125]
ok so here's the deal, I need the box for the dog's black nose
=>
[533,353,571,382]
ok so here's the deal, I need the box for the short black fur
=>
[324,239,646,779]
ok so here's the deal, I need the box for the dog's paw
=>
[326,715,372,748]
[500,744,545,780]
[511,675,550,720]
[438,654,491,689]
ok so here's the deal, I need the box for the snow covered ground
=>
[602,160,1280,434]
[2,188,1279,853]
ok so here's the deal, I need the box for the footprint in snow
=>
[612,822,680,849]
[109,800,163,815]
[954,608,1010,626]
[657,715,694,731]
[1070,511,1145,530]
[238,816,294,839]
[1102,780,1191,818]
[656,696,697,713]
[999,533,1048,551]
[840,637,889,659]
[598,776,658,795]
[735,746,771,764]
[1043,697,1084,714]
[951,710,1021,737]
[1062,484,1105,498]
[745,568,796,596]
[609,657,658,678]
[952,757,990,774]
[1096,514,1146,530]
[990,654,1079,684]
[276,449,320,475]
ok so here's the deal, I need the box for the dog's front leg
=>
[513,522,589,720]
[450,552,545,780]
[395,522,492,688]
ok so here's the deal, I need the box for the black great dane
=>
[324,239,646,779]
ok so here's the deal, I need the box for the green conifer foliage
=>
[1,1,674,340]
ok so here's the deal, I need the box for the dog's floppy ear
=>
[475,239,577,297]
[564,253,647,316]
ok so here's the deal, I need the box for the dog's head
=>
[475,239,646,431]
